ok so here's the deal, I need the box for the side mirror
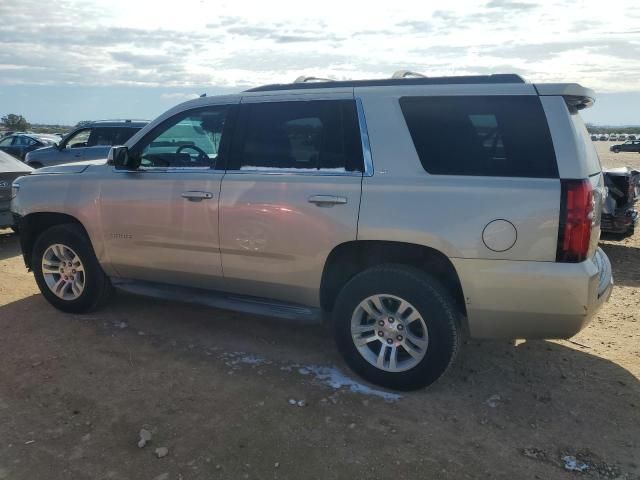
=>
[109,145,140,170]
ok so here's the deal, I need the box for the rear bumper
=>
[452,248,613,339]
[601,209,637,235]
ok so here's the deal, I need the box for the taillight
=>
[556,179,594,263]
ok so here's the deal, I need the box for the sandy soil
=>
[0,142,638,480]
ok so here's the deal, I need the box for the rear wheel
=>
[333,264,461,390]
[32,224,113,313]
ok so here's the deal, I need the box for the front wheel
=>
[32,224,113,313]
[333,264,461,390]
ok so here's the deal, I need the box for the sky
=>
[0,0,639,125]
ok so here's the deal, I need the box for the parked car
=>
[0,133,58,160]
[0,150,32,228]
[627,134,637,140]
[24,120,148,168]
[602,167,639,235]
[11,73,613,390]
[609,133,618,141]
[599,134,608,141]
[610,140,640,153]
[590,134,598,141]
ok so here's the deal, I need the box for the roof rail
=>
[391,70,427,79]
[244,74,526,93]
[294,75,333,84]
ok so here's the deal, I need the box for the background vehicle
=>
[610,140,640,153]
[0,150,32,228]
[11,73,613,390]
[599,134,608,141]
[24,120,148,168]
[628,134,637,140]
[618,133,627,141]
[602,167,639,235]
[609,133,618,141]
[591,134,598,141]
[0,133,57,160]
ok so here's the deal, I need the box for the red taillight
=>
[557,179,594,263]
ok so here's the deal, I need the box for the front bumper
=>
[452,248,613,339]
[0,209,14,229]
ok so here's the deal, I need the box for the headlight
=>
[11,182,20,199]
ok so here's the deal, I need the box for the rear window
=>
[88,127,140,147]
[568,108,602,176]
[399,95,558,178]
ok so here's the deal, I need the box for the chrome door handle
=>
[308,195,348,207]
[181,191,214,201]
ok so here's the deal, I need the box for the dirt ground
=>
[0,142,638,480]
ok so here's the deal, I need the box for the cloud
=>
[486,0,537,10]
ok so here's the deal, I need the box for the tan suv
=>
[11,73,613,390]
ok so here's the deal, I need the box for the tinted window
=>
[568,107,601,176]
[87,127,140,147]
[0,136,14,146]
[232,100,363,172]
[137,106,230,168]
[399,96,558,178]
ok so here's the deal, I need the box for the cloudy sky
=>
[1,0,639,125]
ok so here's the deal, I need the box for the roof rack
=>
[391,70,427,79]
[245,73,526,93]
[294,75,333,84]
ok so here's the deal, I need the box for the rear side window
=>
[399,96,558,178]
[87,127,139,147]
[231,100,363,172]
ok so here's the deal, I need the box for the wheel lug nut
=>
[388,317,394,323]
[378,331,384,337]
[386,338,393,345]
[378,320,384,326]
[397,335,403,341]
[397,324,404,330]
[72,269,76,274]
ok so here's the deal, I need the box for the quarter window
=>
[399,96,558,178]
[232,100,363,172]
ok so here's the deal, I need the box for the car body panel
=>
[11,79,613,341]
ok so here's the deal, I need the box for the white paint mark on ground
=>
[297,365,401,401]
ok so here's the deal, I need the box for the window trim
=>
[226,98,366,177]
[124,104,237,173]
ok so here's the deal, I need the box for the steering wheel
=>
[176,144,209,164]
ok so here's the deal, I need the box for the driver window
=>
[139,106,229,169]
[66,129,91,149]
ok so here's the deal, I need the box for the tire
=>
[32,223,113,313]
[333,264,461,391]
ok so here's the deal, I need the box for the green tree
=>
[1,113,30,131]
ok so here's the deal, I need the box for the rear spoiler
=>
[534,83,595,110]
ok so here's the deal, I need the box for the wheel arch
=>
[18,212,90,270]
[320,240,466,319]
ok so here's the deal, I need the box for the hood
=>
[31,159,107,175]
[26,145,57,158]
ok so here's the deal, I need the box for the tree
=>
[1,114,30,131]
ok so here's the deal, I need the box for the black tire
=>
[32,223,113,313]
[333,264,461,390]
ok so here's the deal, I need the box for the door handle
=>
[181,191,214,201]
[308,195,348,207]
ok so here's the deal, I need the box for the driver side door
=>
[99,103,237,290]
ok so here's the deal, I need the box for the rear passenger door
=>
[218,95,365,306]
